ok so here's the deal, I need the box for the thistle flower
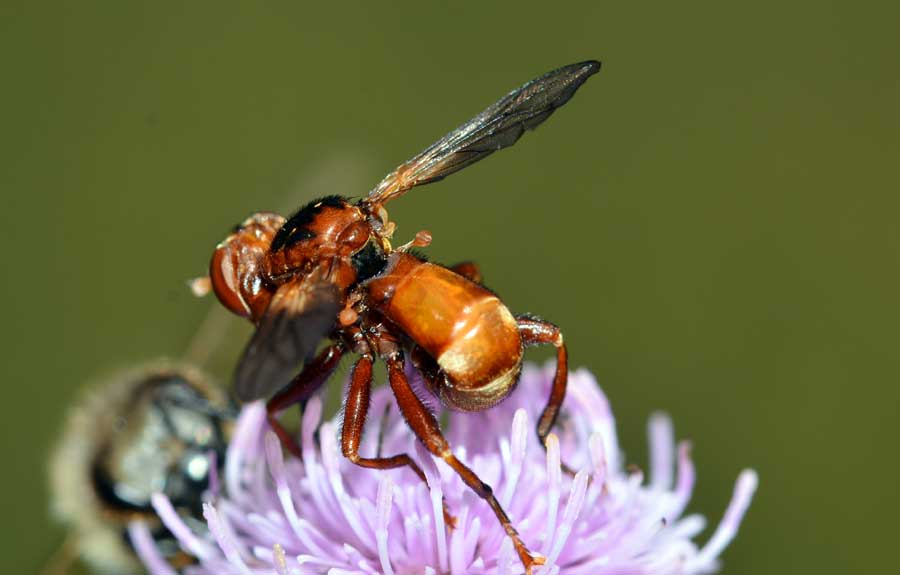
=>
[133,363,757,574]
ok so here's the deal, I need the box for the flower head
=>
[134,364,757,574]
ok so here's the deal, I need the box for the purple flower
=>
[133,363,757,574]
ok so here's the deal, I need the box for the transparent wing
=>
[233,276,340,402]
[365,60,601,206]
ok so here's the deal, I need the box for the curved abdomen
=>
[365,254,522,411]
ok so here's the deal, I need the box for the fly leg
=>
[386,354,544,574]
[517,315,576,475]
[266,344,343,459]
[341,353,457,528]
[449,261,482,284]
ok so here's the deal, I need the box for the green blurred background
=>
[2,1,898,573]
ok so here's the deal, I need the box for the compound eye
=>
[209,242,251,318]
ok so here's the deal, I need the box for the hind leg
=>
[517,316,573,472]
[449,261,482,284]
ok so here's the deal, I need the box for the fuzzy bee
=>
[49,361,235,574]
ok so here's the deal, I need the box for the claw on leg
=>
[516,546,546,575]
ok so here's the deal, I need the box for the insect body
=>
[365,252,524,411]
[209,60,600,573]
[49,362,234,574]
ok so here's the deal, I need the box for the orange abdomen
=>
[365,254,522,408]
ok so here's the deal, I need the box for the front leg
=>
[386,354,544,574]
[266,344,343,459]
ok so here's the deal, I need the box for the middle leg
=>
[340,353,456,527]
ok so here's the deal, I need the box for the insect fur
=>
[49,361,235,574]
[206,60,600,574]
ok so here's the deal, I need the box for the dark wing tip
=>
[562,60,602,88]
[529,60,601,116]
[233,340,283,403]
[232,377,261,403]
[552,60,601,78]
[580,60,602,74]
